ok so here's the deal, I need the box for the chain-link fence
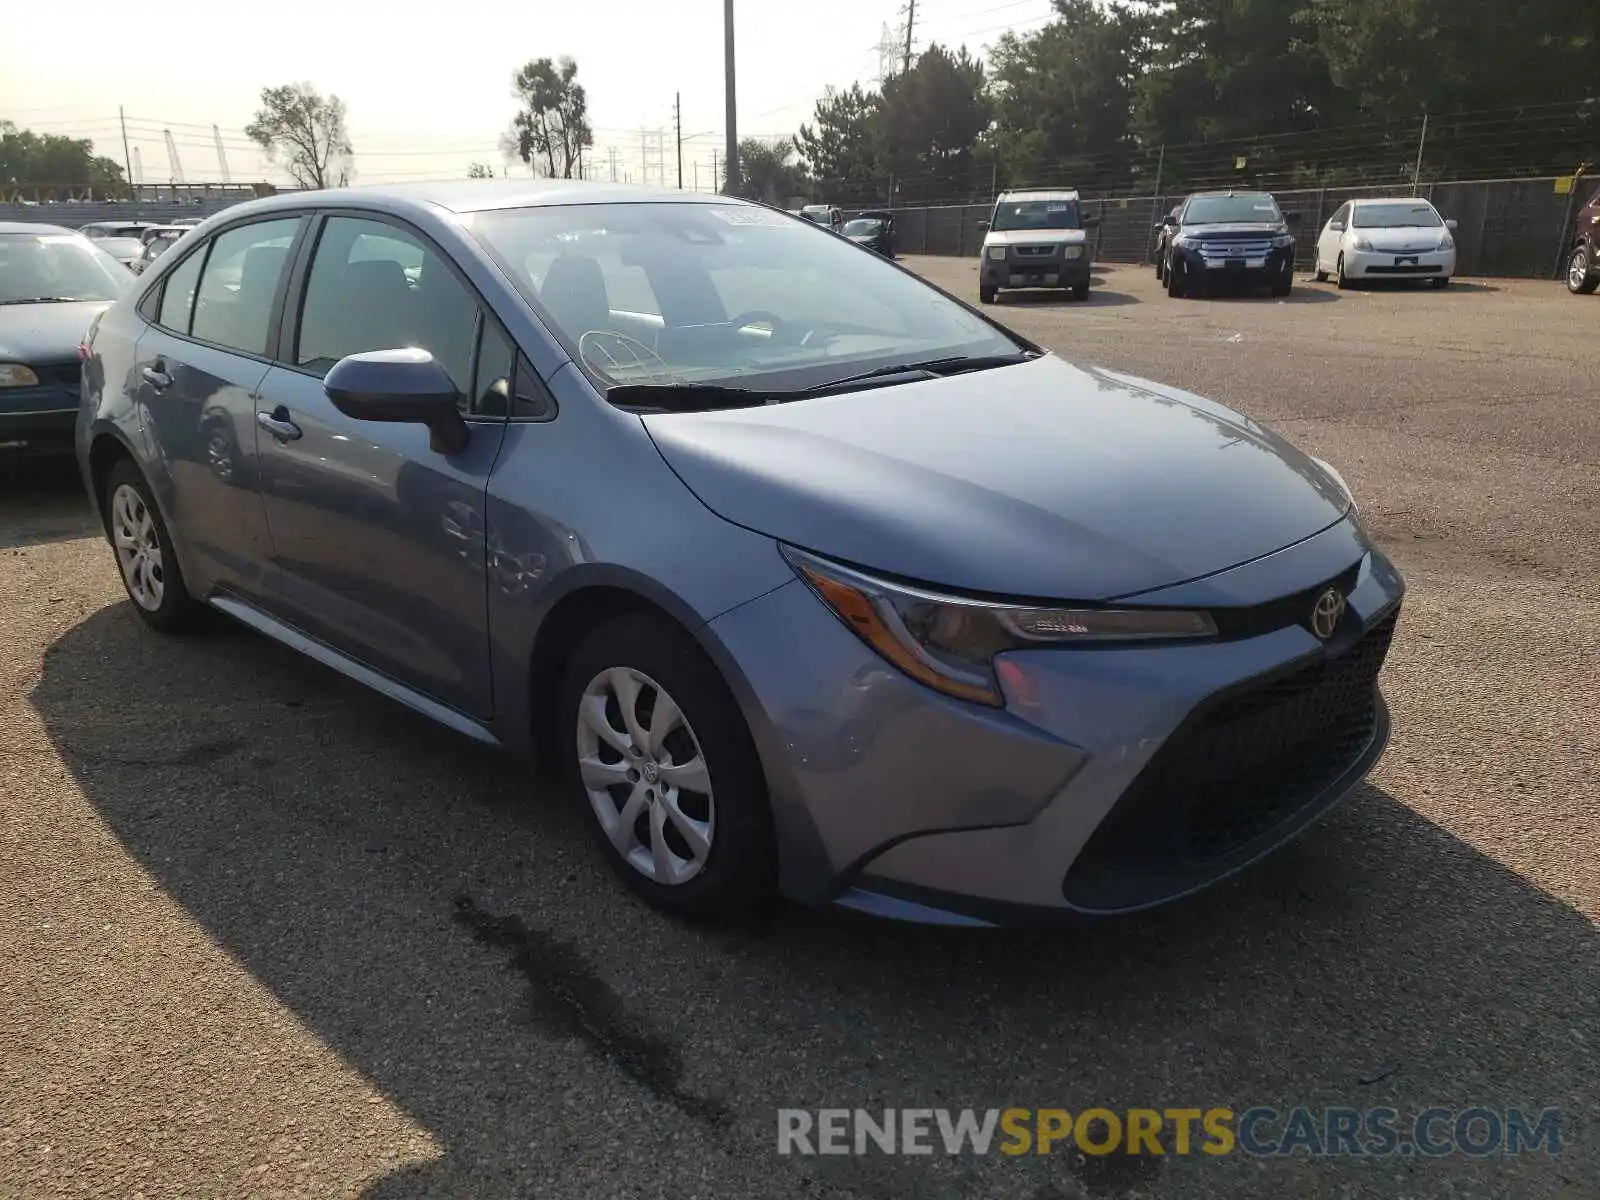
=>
[879,176,1591,279]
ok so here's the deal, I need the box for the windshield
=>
[99,237,145,258]
[1183,195,1282,224]
[990,200,1080,232]
[1352,202,1443,229]
[81,224,146,239]
[470,202,1020,396]
[842,219,882,236]
[0,233,131,303]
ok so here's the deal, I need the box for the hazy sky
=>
[2,0,1054,190]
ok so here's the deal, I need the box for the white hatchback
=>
[1314,197,1458,289]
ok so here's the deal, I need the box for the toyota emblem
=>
[1310,587,1346,641]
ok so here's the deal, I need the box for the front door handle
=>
[256,407,302,442]
[141,365,172,390]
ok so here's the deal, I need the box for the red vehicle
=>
[1567,184,1600,294]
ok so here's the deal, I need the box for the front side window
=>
[1184,195,1282,224]
[1351,202,1443,229]
[469,201,1020,395]
[0,232,130,304]
[190,219,300,354]
[295,216,478,399]
[157,247,205,332]
[991,200,1080,232]
[842,219,882,236]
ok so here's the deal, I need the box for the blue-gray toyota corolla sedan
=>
[76,182,1404,926]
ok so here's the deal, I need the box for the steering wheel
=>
[577,329,677,386]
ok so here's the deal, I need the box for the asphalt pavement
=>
[1,263,1595,1199]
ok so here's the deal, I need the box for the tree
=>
[245,83,353,189]
[796,84,885,201]
[0,120,125,191]
[467,161,498,179]
[735,138,809,204]
[506,56,593,179]
[879,44,992,202]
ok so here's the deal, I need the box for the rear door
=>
[131,214,307,601]
[252,211,510,718]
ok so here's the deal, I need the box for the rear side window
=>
[157,249,205,333]
[190,219,300,355]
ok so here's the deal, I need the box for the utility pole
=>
[723,0,740,194]
[694,162,699,192]
[675,92,684,189]
[712,149,720,193]
[118,106,133,198]
[902,0,916,73]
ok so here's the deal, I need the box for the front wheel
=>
[1165,255,1185,298]
[1336,253,1351,290]
[1271,261,1293,297]
[1431,276,1450,289]
[1071,282,1089,301]
[560,614,777,920]
[1313,258,1330,283]
[1567,245,1599,295]
[979,285,997,304]
[103,458,207,634]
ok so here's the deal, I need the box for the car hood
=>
[642,355,1351,601]
[982,228,1088,247]
[1179,222,1286,236]
[0,300,112,362]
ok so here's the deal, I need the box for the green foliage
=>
[245,84,353,189]
[506,57,593,179]
[735,138,810,204]
[0,120,125,190]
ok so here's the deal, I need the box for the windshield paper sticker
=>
[710,207,793,227]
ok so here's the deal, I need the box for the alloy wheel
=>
[110,483,165,611]
[1570,248,1590,291]
[575,666,715,886]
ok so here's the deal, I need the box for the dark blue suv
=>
[1157,191,1300,299]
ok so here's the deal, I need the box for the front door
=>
[254,213,510,718]
[1318,204,1350,270]
[132,215,305,601]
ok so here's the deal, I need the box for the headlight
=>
[1271,233,1295,248]
[782,546,1217,707]
[1172,234,1199,248]
[986,246,1006,261]
[1062,246,1084,260]
[0,364,40,388]
[1351,235,1374,251]
[1311,456,1358,512]
[1438,232,1455,250]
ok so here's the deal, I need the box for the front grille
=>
[1366,264,1441,274]
[1199,240,1273,259]
[1073,608,1399,877]
[32,362,80,390]
[1013,245,1057,258]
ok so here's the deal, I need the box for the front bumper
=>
[1171,242,1295,280]
[709,518,1405,925]
[1,382,79,454]
[981,251,1091,289]
[1343,247,1456,279]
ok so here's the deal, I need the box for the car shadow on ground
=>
[996,290,1140,309]
[31,605,1599,1199]
[1178,284,1341,305]
[0,454,97,549]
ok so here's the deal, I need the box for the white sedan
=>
[1313,197,1457,289]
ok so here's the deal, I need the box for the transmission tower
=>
[213,125,231,183]
[876,21,900,82]
[162,129,185,185]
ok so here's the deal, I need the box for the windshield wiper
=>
[605,351,1038,413]
[0,296,87,305]
[792,351,1039,396]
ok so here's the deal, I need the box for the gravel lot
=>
[2,261,1596,1199]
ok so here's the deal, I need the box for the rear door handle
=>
[256,407,302,442]
[141,365,172,390]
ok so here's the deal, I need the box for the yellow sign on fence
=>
[1554,176,1575,194]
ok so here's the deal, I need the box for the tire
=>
[1271,261,1293,298]
[1431,276,1450,289]
[559,613,777,920]
[1313,258,1329,283]
[1071,282,1089,301]
[1155,252,1165,281]
[1567,245,1599,295]
[1336,253,1351,290]
[103,459,207,634]
[1165,255,1185,298]
[979,286,997,304]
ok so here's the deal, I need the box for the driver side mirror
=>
[325,348,471,456]
[1082,214,1100,229]
[977,220,989,229]
[1284,211,1302,224]
[1328,221,1346,232]
[1162,214,1179,227]
[1445,218,1458,231]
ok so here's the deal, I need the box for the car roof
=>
[79,219,153,227]
[1188,190,1275,199]
[220,180,751,219]
[999,189,1079,202]
[1350,197,1438,206]
[0,221,76,235]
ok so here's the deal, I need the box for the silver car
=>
[77,182,1405,925]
